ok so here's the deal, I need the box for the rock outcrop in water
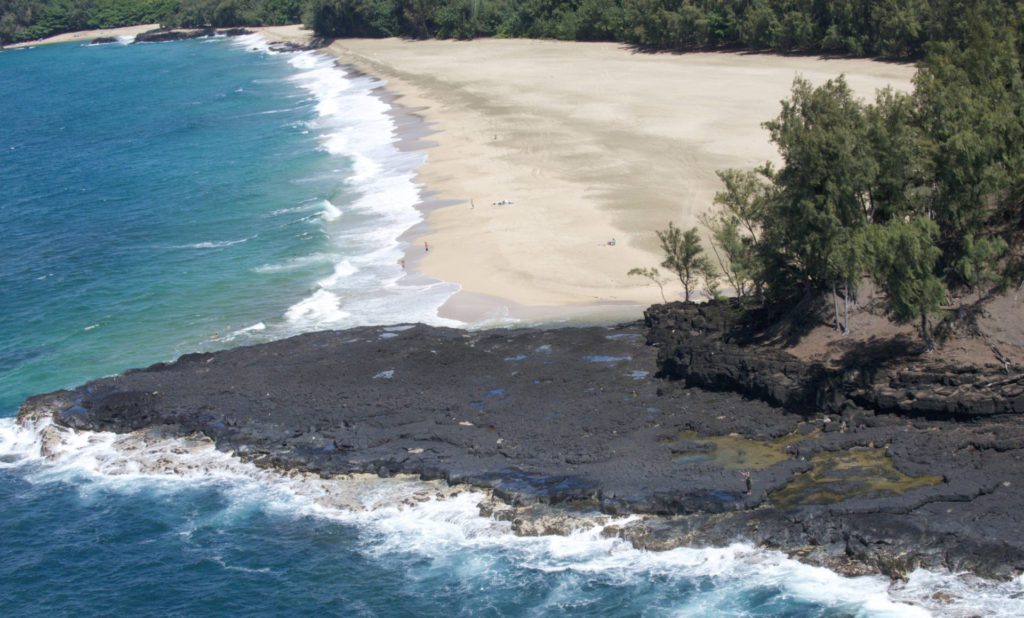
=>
[131,28,254,44]
[18,312,1024,580]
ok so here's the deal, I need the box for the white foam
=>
[254,253,339,274]
[320,200,342,222]
[3,414,1020,615]
[263,47,469,333]
[231,33,275,55]
[174,237,252,250]
[283,288,350,326]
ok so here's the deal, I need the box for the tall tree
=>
[657,222,712,302]
[870,217,947,347]
[759,76,876,302]
[913,6,1024,285]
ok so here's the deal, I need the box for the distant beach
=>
[5,23,158,48]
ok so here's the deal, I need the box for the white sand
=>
[320,38,915,322]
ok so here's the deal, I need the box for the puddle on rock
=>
[670,431,805,469]
[769,447,943,509]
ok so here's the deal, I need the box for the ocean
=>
[0,35,1020,616]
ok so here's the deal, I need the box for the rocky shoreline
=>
[17,305,1024,580]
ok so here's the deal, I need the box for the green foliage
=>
[953,234,1009,295]
[0,0,300,43]
[699,168,767,298]
[627,266,668,302]
[694,9,1022,340]
[912,5,1024,283]
[698,258,722,300]
[294,0,1019,59]
[868,217,946,344]
[656,222,712,302]
[5,0,1019,59]
[760,76,875,295]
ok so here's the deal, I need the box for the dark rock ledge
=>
[17,313,1024,580]
[106,27,323,51]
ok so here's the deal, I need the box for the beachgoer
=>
[608,238,617,246]
[399,259,405,270]
[741,470,752,495]
[424,241,430,252]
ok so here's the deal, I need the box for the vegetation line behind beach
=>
[0,0,1016,59]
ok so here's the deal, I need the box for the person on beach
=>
[399,259,405,270]
[424,241,430,252]
[741,470,752,495]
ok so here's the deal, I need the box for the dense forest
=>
[0,0,300,43]
[0,0,1017,58]
[303,0,1018,59]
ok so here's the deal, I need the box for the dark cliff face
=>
[645,301,1024,418]
[18,318,1024,579]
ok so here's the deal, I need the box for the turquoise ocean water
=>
[0,37,1018,616]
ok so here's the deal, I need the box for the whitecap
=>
[253,253,338,274]
[172,237,252,250]
[283,288,350,327]
[320,200,342,222]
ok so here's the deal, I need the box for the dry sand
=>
[317,38,916,323]
[6,24,159,48]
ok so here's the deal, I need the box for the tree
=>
[657,222,711,302]
[759,76,875,303]
[869,217,947,348]
[699,167,768,298]
[913,7,1024,284]
[699,259,722,300]
[953,234,1009,298]
[627,266,668,303]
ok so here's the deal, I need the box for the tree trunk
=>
[843,281,850,335]
[833,283,840,332]
[920,311,934,351]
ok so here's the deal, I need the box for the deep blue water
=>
[0,37,1005,616]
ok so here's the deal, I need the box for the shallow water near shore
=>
[0,37,1021,616]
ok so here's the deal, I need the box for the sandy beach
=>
[310,36,915,322]
[6,24,159,48]
[8,24,917,322]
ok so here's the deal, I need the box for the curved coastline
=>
[6,26,1022,614]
